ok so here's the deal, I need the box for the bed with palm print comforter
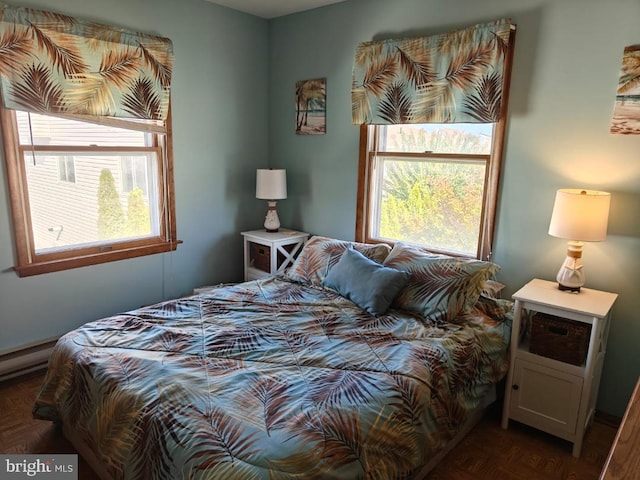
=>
[33,238,512,479]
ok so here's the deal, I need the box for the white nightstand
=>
[241,229,309,281]
[501,279,618,457]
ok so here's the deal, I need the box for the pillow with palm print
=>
[286,236,392,286]
[383,242,499,322]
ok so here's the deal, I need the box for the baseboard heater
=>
[0,337,59,382]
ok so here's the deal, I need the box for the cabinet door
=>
[509,358,583,441]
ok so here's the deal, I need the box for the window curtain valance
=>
[0,4,173,122]
[351,19,515,125]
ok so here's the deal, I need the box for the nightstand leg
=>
[572,438,582,457]
[502,299,523,429]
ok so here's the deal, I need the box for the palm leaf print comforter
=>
[33,276,512,479]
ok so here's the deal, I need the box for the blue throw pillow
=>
[322,247,410,316]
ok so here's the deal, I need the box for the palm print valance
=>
[0,4,173,121]
[351,19,515,125]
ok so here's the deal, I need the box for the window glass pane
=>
[16,111,148,147]
[25,151,159,253]
[379,123,493,154]
[121,156,150,195]
[57,156,76,183]
[134,156,148,193]
[57,157,67,182]
[121,156,134,192]
[372,156,485,256]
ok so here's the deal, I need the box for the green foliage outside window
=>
[126,187,151,236]
[376,126,489,255]
[98,170,150,240]
[97,169,125,240]
[379,161,483,254]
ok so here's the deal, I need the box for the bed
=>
[33,237,513,479]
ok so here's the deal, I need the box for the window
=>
[1,108,178,276]
[57,156,76,183]
[351,19,515,260]
[121,156,149,195]
[356,121,507,260]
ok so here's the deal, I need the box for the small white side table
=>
[501,279,618,457]
[241,229,309,281]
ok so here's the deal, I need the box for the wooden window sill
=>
[14,240,182,277]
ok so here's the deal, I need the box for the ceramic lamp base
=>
[263,201,280,232]
[556,241,585,292]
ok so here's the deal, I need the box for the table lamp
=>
[256,169,287,232]
[548,189,611,292]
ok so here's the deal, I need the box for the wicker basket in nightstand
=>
[529,312,591,366]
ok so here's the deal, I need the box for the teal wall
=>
[0,0,638,418]
[0,0,268,349]
[269,0,640,416]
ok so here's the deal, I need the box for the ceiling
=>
[206,0,347,19]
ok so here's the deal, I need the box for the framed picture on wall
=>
[610,44,640,135]
[295,78,326,135]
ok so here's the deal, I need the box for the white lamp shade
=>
[256,169,287,200]
[548,189,610,242]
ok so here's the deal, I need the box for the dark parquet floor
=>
[0,371,617,479]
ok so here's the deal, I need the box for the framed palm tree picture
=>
[611,44,640,135]
[295,78,326,135]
